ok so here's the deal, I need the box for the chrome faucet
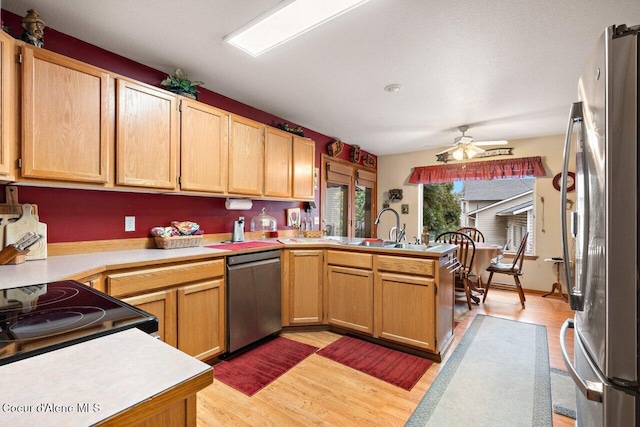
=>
[374,207,405,242]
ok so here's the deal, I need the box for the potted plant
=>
[160,68,203,100]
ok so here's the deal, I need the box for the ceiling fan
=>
[437,125,508,160]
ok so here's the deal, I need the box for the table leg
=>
[542,282,568,302]
[542,262,568,302]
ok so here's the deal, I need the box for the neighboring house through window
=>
[459,178,535,253]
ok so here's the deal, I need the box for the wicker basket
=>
[154,235,202,249]
[302,230,324,238]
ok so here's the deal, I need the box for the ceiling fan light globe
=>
[452,148,465,161]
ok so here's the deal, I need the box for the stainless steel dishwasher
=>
[226,250,282,354]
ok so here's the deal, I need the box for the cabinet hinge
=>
[17,158,22,169]
[17,53,23,64]
[434,284,438,295]
[435,338,437,346]
[178,102,182,112]
[178,176,181,185]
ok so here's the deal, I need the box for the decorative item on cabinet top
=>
[276,122,305,136]
[327,139,344,157]
[160,68,203,100]
[350,145,361,163]
[21,9,45,48]
[363,153,376,168]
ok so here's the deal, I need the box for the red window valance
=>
[408,156,547,184]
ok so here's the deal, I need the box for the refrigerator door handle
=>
[561,102,585,311]
[560,318,604,402]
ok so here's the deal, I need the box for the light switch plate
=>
[125,216,136,232]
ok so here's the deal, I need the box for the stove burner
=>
[5,306,106,341]
[0,286,80,314]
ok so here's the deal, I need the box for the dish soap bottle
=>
[421,226,430,245]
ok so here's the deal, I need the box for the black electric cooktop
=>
[0,280,158,365]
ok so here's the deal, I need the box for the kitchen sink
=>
[346,240,396,248]
[345,240,442,251]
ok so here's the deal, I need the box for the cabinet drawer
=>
[326,250,372,269]
[108,259,224,297]
[376,255,435,277]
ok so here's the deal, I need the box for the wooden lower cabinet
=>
[123,289,177,346]
[326,265,374,334]
[177,279,225,360]
[374,272,436,351]
[283,249,324,325]
[109,259,226,360]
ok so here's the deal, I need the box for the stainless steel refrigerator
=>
[559,24,639,426]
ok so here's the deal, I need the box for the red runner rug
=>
[214,337,318,396]
[316,336,433,391]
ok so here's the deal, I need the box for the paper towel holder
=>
[225,198,253,210]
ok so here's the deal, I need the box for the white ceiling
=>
[3,1,640,156]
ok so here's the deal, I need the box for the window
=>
[322,156,377,238]
[423,178,536,254]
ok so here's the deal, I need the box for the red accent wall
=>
[0,9,376,243]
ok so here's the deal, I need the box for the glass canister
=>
[250,208,277,239]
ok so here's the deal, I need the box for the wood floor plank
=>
[197,289,575,426]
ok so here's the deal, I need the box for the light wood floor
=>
[197,288,575,426]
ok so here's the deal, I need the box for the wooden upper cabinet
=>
[264,126,292,198]
[21,46,111,184]
[228,115,263,196]
[116,77,178,190]
[0,31,15,178]
[180,99,228,193]
[292,136,315,200]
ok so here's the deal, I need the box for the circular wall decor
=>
[552,172,575,192]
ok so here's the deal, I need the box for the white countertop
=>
[1,237,456,289]
[0,328,212,427]
[1,245,231,289]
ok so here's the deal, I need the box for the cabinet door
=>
[177,279,225,360]
[327,265,374,334]
[0,30,15,177]
[292,136,315,200]
[21,47,110,183]
[288,249,324,325]
[180,99,228,193]
[228,115,263,196]
[123,289,177,347]
[116,77,178,190]
[374,272,435,351]
[263,127,292,198]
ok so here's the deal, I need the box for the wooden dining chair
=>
[456,227,485,242]
[435,231,477,310]
[483,232,529,308]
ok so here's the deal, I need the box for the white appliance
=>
[559,24,639,426]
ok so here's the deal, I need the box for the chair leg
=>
[464,277,472,310]
[482,272,494,303]
[514,276,525,309]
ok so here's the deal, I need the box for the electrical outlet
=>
[314,217,319,225]
[125,216,136,232]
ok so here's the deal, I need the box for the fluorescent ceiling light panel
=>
[224,0,370,57]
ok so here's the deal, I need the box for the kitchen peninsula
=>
[3,233,455,427]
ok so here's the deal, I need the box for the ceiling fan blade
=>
[473,140,508,146]
[436,146,456,155]
[466,145,485,154]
